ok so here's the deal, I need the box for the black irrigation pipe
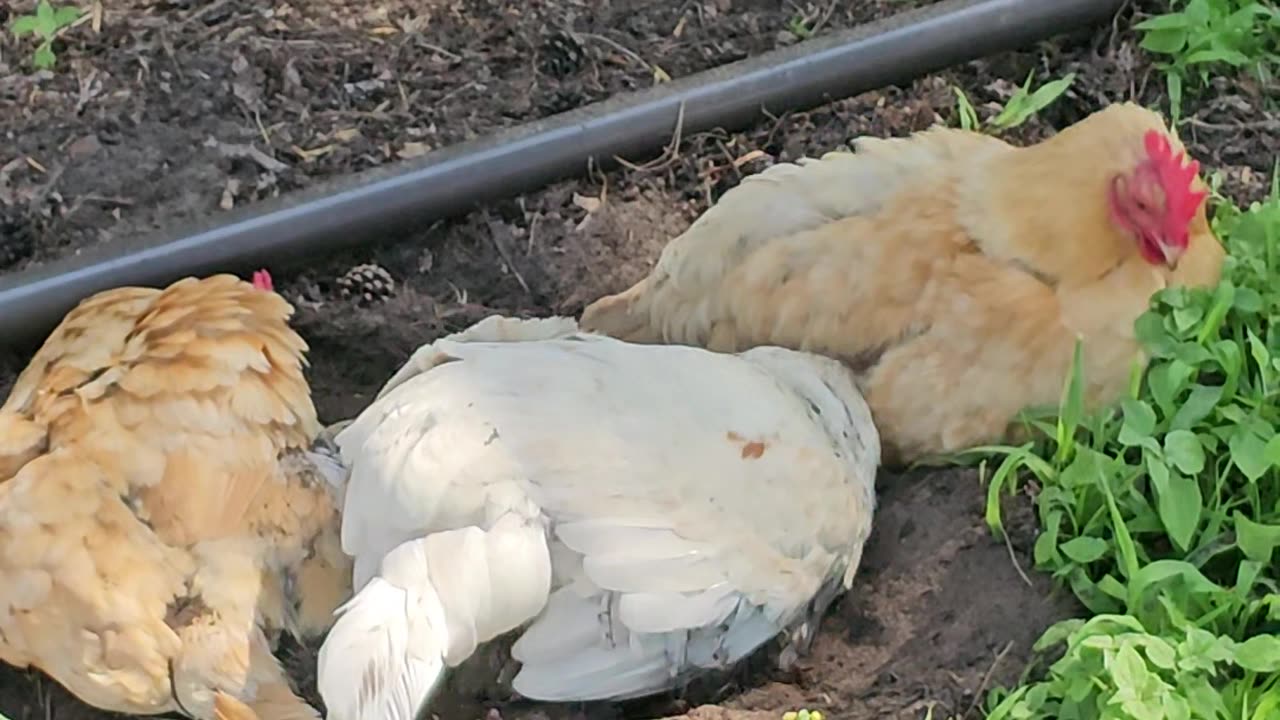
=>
[0,0,1123,345]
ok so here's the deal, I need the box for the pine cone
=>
[336,263,395,305]
[539,31,585,78]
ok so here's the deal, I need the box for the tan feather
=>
[581,103,1225,464]
[0,273,350,720]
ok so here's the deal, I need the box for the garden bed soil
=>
[1,0,1277,719]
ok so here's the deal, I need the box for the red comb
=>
[1143,130,1207,234]
[251,269,274,291]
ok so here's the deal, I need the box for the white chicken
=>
[315,315,880,720]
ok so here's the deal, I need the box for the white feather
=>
[323,315,881,711]
[317,549,447,720]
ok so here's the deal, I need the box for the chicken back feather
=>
[0,273,350,720]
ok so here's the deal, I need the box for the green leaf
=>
[1185,47,1253,66]
[1235,511,1280,563]
[1135,310,1174,354]
[36,0,55,27]
[1167,73,1183,123]
[1233,286,1263,313]
[1108,642,1154,704]
[1170,384,1223,430]
[1129,559,1223,603]
[1198,280,1236,345]
[952,87,979,131]
[1229,427,1271,481]
[1055,337,1085,464]
[1233,634,1280,672]
[1183,675,1231,720]
[11,15,41,36]
[1160,693,1191,720]
[1163,430,1205,474]
[1141,27,1190,54]
[1155,471,1203,551]
[53,5,82,27]
[1266,434,1280,467]
[990,73,1076,131]
[1147,361,1192,416]
[1137,634,1178,670]
[33,42,56,69]
[1134,13,1190,31]
[1060,536,1108,564]
[1120,399,1157,445]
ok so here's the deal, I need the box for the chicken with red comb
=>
[0,272,350,720]
[581,102,1225,464]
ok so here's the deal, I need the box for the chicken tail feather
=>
[319,514,552,720]
[213,692,261,720]
[317,576,445,720]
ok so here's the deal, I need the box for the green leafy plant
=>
[985,615,1280,720]
[958,175,1280,717]
[1135,0,1280,120]
[951,72,1076,133]
[10,0,83,70]
[784,14,815,39]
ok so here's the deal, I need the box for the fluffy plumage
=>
[0,273,350,720]
[580,102,1225,464]
[317,315,879,720]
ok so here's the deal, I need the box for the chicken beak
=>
[1159,242,1181,271]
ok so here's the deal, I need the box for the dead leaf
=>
[571,192,604,232]
[397,142,432,159]
[333,128,362,143]
[572,192,602,214]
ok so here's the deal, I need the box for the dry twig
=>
[614,101,686,173]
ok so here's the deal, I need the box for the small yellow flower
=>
[783,710,823,720]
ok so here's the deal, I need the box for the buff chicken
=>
[0,270,350,720]
[580,102,1226,464]
[315,315,880,720]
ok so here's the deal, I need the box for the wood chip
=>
[219,178,241,210]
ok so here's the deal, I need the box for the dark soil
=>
[1,0,1277,718]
